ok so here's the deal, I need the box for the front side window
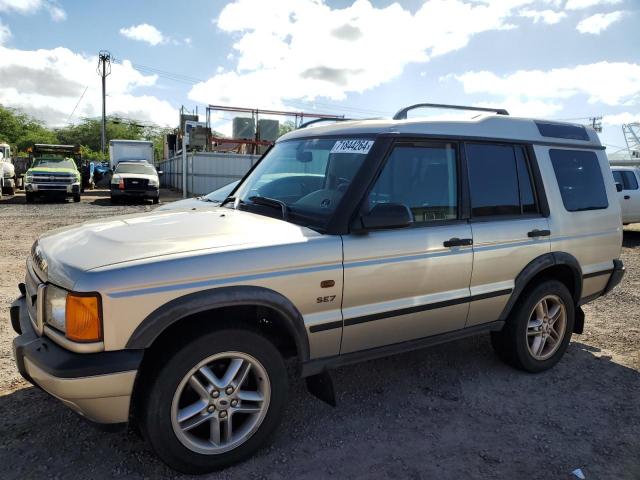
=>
[367,143,457,223]
[613,170,639,191]
[234,137,372,229]
[550,149,608,212]
[466,143,538,217]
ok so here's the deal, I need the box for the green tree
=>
[278,120,296,137]
[0,104,58,152]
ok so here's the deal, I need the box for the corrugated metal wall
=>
[157,152,261,196]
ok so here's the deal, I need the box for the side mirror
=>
[615,182,623,192]
[359,203,413,230]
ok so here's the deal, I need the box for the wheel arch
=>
[125,285,310,363]
[499,252,582,322]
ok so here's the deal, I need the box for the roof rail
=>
[298,117,355,129]
[392,103,509,120]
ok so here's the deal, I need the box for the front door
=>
[341,141,474,353]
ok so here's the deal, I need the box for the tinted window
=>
[550,150,608,212]
[612,170,624,187]
[368,144,457,223]
[467,144,520,217]
[612,170,640,191]
[536,122,589,141]
[515,146,538,214]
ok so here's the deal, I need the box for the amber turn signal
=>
[65,293,102,342]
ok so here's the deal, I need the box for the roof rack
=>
[298,117,355,129]
[392,103,509,120]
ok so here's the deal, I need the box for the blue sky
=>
[0,0,638,154]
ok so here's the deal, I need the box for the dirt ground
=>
[0,189,638,479]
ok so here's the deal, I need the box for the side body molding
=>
[499,252,583,321]
[125,286,310,362]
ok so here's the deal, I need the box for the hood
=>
[156,197,216,212]
[112,172,158,181]
[28,166,78,175]
[37,207,317,287]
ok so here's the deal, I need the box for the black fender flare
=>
[125,285,310,362]
[499,252,582,322]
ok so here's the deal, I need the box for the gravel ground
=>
[0,189,638,480]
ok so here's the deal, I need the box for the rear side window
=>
[550,149,608,212]
[613,170,639,190]
[466,143,539,217]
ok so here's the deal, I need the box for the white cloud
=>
[0,17,10,43]
[564,0,622,10]
[0,0,66,21]
[602,112,640,126]
[448,62,640,109]
[120,23,166,46]
[0,45,177,126]
[519,9,566,24]
[189,0,538,107]
[576,11,624,34]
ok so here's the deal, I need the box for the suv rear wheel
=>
[140,329,288,474]
[491,280,574,373]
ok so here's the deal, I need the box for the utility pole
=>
[97,50,112,154]
[588,116,602,133]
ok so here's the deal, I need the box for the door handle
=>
[443,237,473,247]
[624,195,630,200]
[527,229,551,238]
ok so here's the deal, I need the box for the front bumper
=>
[10,295,143,424]
[25,182,80,196]
[110,185,159,198]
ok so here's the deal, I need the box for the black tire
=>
[25,192,34,203]
[140,329,288,474]
[7,187,15,196]
[152,196,159,205]
[491,279,574,373]
[110,196,119,204]
[73,194,81,203]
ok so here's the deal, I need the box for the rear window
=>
[550,150,608,212]
[536,122,590,141]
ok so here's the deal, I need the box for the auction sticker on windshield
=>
[330,139,374,155]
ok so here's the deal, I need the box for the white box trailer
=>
[109,140,154,169]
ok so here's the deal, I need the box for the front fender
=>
[125,285,310,362]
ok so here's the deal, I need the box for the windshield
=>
[115,163,157,175]
[234,137,373,229]
[32,157,76,169]
[204,181,239,203]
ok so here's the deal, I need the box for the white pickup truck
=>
[612,166,640,225]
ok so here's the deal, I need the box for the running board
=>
[301,320,505,378]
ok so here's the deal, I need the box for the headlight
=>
[45,286,103,342]
[148,178,159,187]
[25,173,33,183]
[45,285,67,332]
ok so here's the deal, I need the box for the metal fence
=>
[157,152,261,196]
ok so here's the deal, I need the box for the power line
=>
[66,85,89,124]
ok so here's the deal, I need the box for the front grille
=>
[124,178,149,190]
[32,174,75,184]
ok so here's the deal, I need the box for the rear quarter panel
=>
[534,145,622,298]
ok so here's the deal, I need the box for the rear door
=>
[464,143,550,327]
[341,141,474,353]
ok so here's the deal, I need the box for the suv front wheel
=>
[491,280,575,373]
[141,329,288,474]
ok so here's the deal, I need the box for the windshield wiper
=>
[249,196,289,221]
[220,196,237,207]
